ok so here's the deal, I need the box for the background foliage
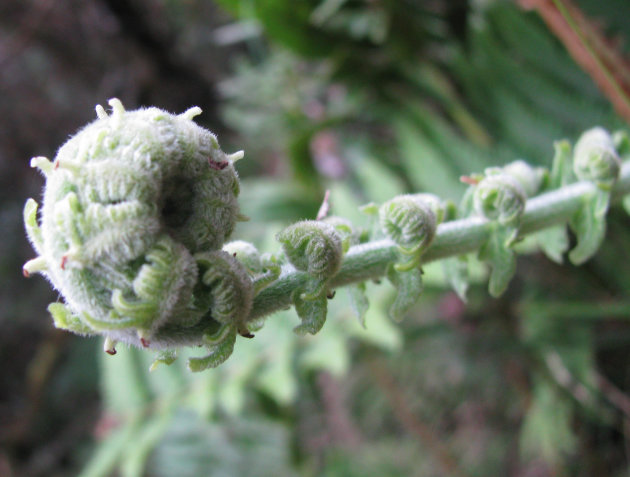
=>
[2,0,630,476]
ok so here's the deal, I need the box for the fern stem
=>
[250,161,630,320]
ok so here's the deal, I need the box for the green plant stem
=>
[250,161,630,320]
[520,301,630,321]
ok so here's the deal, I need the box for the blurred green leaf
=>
[441,256,469,302]
[353,154,406,204]
[299,322,350,376]
[536,225,570,265]
[536,140,572,263]
[78,413,145,477]
[253,0,337,57]
[478,225,518,297]
[394,118,462,199]
[386,265,424,322]
[569,189,610,265]
[101,347,153,414]
[120,409,174,477]
[348,282,369,327]
[294,290,328,335]
[520,378,577,465]
[146,411,297,477]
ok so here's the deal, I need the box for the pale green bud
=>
[379,194,437,253]
[196,250,254,328]
[502,160,544,197]
[276,220,343,281]
[223,240,263,274]
[474,173,526,225]
[573,127,621,188]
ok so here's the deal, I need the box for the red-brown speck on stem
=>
[239,329,255,339]
[316,190,331,220]
[105,348,117,355]
[60,255,68,270]
[208,158,228,170]
[23,268,30,278]
[460,176,480,185]
[140,337,150,348]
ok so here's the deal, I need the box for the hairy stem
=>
[250,161,630,320]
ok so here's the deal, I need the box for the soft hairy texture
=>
[23,115,630,370]
[196,250,254,328]
[379,195,437,253]
[223,240,264,274]
[24,99,244,350]
[502,160,544,197]
[276,220,343,280]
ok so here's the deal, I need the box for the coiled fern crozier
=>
[23,100,630,371]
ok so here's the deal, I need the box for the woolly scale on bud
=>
[23,99,247,354]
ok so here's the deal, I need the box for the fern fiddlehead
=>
[23,99,630,370]
[23,99,250,367]
[276,220,344,335]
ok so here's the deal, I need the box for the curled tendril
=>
[223,240,281,294]
[378,195,437,321]
[573,127,621,189]
[196,250,254,330]
[187,323,238,372]
[322,216,357,252]
[223,240,264,274]
[174,250,255,371]
[276,220,343,334]
[322,216,370,326]
[408,193,447,224]
[220,240,278,339]
[568,128,621,265]
[613,130,630,159]
[23,98,245,356]
[379,194,437,271]
[502,160,545,197]
[473,172,526,226]
[471,170,527,297]
[276,220,343,284]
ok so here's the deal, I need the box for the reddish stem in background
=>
[460,175,480,185]
[369,359,469,477]
[208,158,228,170]
[519,0,630,123]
